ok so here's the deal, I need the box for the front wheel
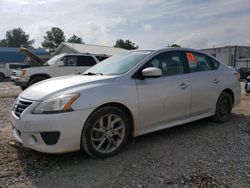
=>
[81,106,130,158]
[212,92,232,122]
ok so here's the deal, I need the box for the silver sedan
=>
[11,48,241,158]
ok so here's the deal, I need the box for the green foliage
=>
[0,28,34,48]
[41,27,65,53]
[168,44,181,47]
[67,34,84,44]
[114,39,139,50]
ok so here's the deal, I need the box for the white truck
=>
[15,53,109,90]
[0,63,30,81]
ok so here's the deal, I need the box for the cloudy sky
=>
[0,0,250,49]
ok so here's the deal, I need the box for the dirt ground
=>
[0,81,250,188]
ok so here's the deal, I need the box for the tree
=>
[41,27,65,53]
[168,44,181,47]
[67,34,84,44]
[0,28,34,48]
[114,39,138,50]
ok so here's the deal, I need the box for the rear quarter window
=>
[208,57,220,70]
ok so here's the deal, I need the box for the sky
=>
[0,0,250,49]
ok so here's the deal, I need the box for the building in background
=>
[201,46,250,68]
[54,42,127,56]
[0,47,49,65]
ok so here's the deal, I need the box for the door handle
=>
[213,79,220,84]
[179,83,188,89]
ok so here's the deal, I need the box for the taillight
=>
[234,72,240,80]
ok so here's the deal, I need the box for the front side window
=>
[186,52,212,73]
[144,51,184,76]
[63,56,78,66]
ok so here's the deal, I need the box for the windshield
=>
[46,54,65,66]
[83,51,152,75]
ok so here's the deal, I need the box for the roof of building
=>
[201,45,250,51]
[0,47,48,63]
[54,42,127,56]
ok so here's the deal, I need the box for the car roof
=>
[59,53,109,57]
[132,47,217,60]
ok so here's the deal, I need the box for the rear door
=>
[185,51,222,116]
[137,51,191,130]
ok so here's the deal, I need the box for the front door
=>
[137,51,191,130]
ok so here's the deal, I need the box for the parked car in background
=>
[15,53,109,90]
[237,67,250,79]
[0,63,30,81]
[245,75,250,93]
[11,48,241,158]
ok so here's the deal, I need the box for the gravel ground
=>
[0,81,250,188]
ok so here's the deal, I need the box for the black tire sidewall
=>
[215,92,232,122]
[82,106,130,158]
[0,73,4,81]
[29,77,46,86]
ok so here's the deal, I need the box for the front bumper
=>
[11,98,94,153]
[14,76,29,87]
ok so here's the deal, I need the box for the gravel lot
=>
[0,81,250,188]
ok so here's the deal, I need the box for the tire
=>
[212,92,232,123]
[29,76,47,86]
[81,106,130,158]
[0,73,4,82]
[20,86,27,90]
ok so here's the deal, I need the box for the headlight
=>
[32,93,80,114]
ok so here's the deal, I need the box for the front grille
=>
[14,99,32,117]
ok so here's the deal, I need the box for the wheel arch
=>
[29,73,51,82]
[0,72,5,77]
[221,88,234,105]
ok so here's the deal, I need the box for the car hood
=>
[20,75,116,100]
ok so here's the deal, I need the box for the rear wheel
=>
[0,73,4,82]
[81,106,130,158]
[212,92,232,122]
[29,76,47,86]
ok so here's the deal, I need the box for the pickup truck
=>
[16,53,109,90]
[0,63,30,81]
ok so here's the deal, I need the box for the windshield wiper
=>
[83,72,103,76]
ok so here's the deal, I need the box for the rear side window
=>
[9,64,20,69]
[186,52,212,73]
[208,57,220,70]
[78,56,96,66]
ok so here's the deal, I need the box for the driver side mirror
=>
[142,67,162,78]
[57,60,64,67]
